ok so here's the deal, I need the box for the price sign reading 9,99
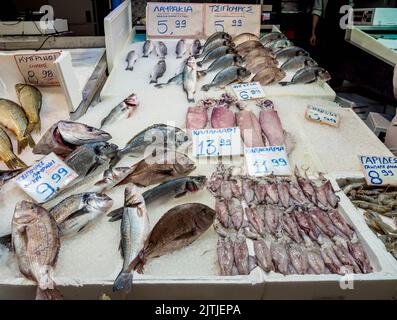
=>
[245,146,292,177]
[146,2,204,38]
[359,155,397,186]
[15,153,78,203]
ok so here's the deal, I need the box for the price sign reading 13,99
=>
[15,153,78,203]
[146,2,204,38]
[359,155,397,186]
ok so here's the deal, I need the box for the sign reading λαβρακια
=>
[305,105,340,127]
[359,155,397,186]
[231,82,266,101]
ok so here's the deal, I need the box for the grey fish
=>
[57,121,112,145]
[260,32,286,46]
[125,50,138,71]
[100,94,138,129]
[183,56,198,102]
[150,60,166,84]
[281,67,331,86]
[155,72,183,88]
[65,142,118,177]
[196,38,234,59]
[197,46,236,67]
[94,167,131,192]
[113,187,150,292]
[202,32,232,53]
[280,56,318,72]
[275,46,309,61]
[0,168,23,189]
[201,66,251,91]
[176,39,187,58]
[143,40,154,57]
[266,38,293,50]
[156,41,167,59]
[190,39,202,56]
[0,127,26,169]
[107,176,207,222]
[199,54,244,76]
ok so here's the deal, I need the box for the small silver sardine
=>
[125,50,138,71]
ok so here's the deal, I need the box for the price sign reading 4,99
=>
[245,146,292,177]
[192,127,242,157]
[146,2,204,38]
[359,155,397,186]
[15,153,78,203]
[204,4,261,38]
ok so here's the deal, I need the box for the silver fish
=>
[125,50,138,71]
[201,66,250,91]
[143,40,154,57]
[156,41,167,59]
[197,46,236,67]
[0,168,23,190]
[260,32,286,46]
[176,39,187,58]
[199,54,244,76]
[280,56,318,72]
[183,56,198,102]
[94,167,131,192]
[281,67,331,86]
[197,38,234,59]
[190,39,202,56]
[275,46,308,61]
[202,32,232,52]
[57,121,112,145]
[150,60,167,84]
[100,94,138,129]
[266,38,293,50]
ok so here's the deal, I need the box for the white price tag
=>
[305,105,340,127]
[359,155,397,186]
[192,127,242,157]
[14,51,61,86]
[146,2,204,39]
[245,146,292,177]
[231,82,266,101]
[15,153,78,203]
[204,4,261,38]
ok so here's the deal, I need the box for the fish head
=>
[225,40,236,48]
[296,49,309,57]
[124,186,146,209]
[235,55,245,65]
[58,121,112,145]
[13,201,44,225]
[276,69,287,81]
[173,152,195,174]
[188,176,207,191]
[84,193,114,213]
[124,93,139,107]
[174,128,191,148]
[186,56,197,68]
[95,142,119,159]
[112,167,131,180]
[223,34,232,41]
[306,58,318,68]
[317,69,332,82]
[226,47,237,54]
[237,68,251,80]
[14,83,27,96]
[194,205,216,230]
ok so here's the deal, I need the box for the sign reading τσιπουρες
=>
[231,82,266,101]
[192,127,242,157]
[15,153,78,203]
[305,105,340,127]
[146,2,204,39]
[359,155,397,186]
[245,146,292,177]
[204,4,261,38]
[14,51,62,86]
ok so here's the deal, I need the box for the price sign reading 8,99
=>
[245,146,292,177]
[359,155,397,186]
[15,153,78,203]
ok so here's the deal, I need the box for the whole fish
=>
[202,32,232,53]
[258,101,286,146]
[57,121,112,145]
[270,241,289,275]
[190,39,202,56]
[247,60,279,75]
[280,56,318,72]
[244,47,275,61]
[0,127,26,169]
[156,41,167,59]
[197,46,236,67]
[150,60,167,84]
[211,105,235,128]
[236,109,265,148]
[128,203,215,273]
[236,40,264,56]
[233,33,259,46]
[0,168,23,189]
[94,167,131,192]
[260,32,286,46]
[232,234,250,275]
[125,50,138,71]
[281,67,331,86]
[228,197,244,230]
[186,106,208,130]
[142,40,154,57]
[252,67,286,86]
[199,54,244,76]
[12,201,62,300]
[217,237,235,276]
[100,94,138,129]
[288,244,309,274]
[176,39,187,58]
[64,142,118,177]
[266,39,293,50]
[114,187,150,292]
[253,240,274,272]
[197,38,234,59]
[275,46,308,61]
[201,66,251,91]
[0,98,35,154]
[116,151,196,188]
[183,56,198,102]
[15,84,42,133]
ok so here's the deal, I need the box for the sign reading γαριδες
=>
[245,146,292,177]
[146,2,204,39]
[305,105,340,127]
[14,51,61,86]
[231,82,266,101]
[359,155,397,186]
[15,153,78,203]
[204,4,261,38]
[192,127,242,157]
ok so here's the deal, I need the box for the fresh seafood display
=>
[281,67,331,86]
[150,60,166,84]
[126,50,138,71]
[15,84,42,134]
[100,94,138,129]
[143,40,154,57]
[233,33,259,46]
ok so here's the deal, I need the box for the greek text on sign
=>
[192,127,242,157]
[231,82,266,101]
[146,2,204,38]
[245,146,292,177]
[359,155,397,186]
[14,51,61,86]
[204,4,261,38]
[305,105,340,127]
[15,153,78,203]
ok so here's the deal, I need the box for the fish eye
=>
[184,136,189,142]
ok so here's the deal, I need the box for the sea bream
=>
[150,60,167,84]
[15,84,42,134]
[0,126,26,169]
[233,33,259,46]
[281,67,331,85]
[202,32,232,53]
[196,38,234,59]
[190,39,202,56]
[125,50,138,71]
[100,94,139,129]
[260,32,286,46]
[156,41,167,59]
[142,40,154,57]
[198,54,244,76]
[252,67,286,86]
[280,56,318,72]
[176,39,187,58]
[201,66,251,91]
[197,46,236,67]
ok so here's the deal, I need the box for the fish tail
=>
[201,84,211,91]
[26,122,38,134]
[154,83,166,88]
[5,155,27,169]
[149,79,157,84]
[197,61,203,67]
[113,271,133,293]
[17,136,29,154]
[107,207,123,222]
[35,287,63,300]
[126,66,134,71]
[279,81,290,86]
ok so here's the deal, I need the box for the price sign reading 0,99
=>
[359,155,397,186]
[15,153,78,203]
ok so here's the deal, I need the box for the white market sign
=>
[231,82,266,101]
[305,105,340,127]
[359,155,397,186]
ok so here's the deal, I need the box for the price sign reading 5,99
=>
[245,146,292,177]
[359,155,397,186]
[146,2,204,38]
[15,153,78,203]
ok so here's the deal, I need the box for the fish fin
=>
[149,80,157,84]
[113,271,133,293]
[279,82,290,86]
[126,66,134,71]
[4,156,27,169]
[174,191,187,198]
[36,287,63,300]
[107,207,123,221]
[66,208,89,221]
[197,70,207,77]
[127,252,145,274]
[201,84,210,91]
[109,152,123,168]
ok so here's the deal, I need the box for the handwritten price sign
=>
[305,105,340,127]
[192,127,242,157]
[245,146,292,177]
[15,153,78,203]
[204,4,261,38]
[146,2,204,38]
[14,51,61,86]
[359,155,397,186]
[231,82,265,101]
